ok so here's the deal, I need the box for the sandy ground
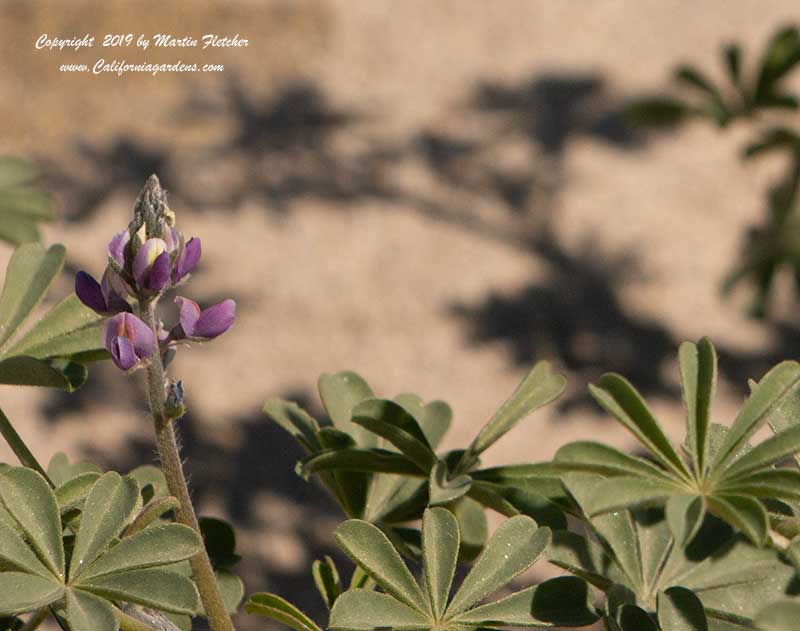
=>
[2,1,800,629]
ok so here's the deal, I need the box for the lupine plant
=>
[3,174,800,631]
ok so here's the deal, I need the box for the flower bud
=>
[174,296,236,340]
[103,313,156,371]
[172,237,201,284]
[108,230,130,267]
[133,238,170,292]
[75,269,131,315]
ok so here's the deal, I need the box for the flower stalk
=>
[141,300,235,631]
[75,176,238,631]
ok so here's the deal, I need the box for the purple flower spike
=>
[108,230,130,266]
[75,272,107,313]
[103,313,156,370]
[76,270,131,315]
[172,237,201,283]
[133,238,170,291]
[175,296,236,340]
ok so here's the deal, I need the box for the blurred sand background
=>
[2,1,800,629]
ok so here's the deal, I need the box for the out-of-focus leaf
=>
[0,243,64,349]
[312,555,341,611]
[246,593,323,631]
[263,399,321,452]
[319,371,377,448]
[3,295,104,361]
[0,468,64,580]
[626,98,691,127]
[199,517,241,569]
[0,158,54,246]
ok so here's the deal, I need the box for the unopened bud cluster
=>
[76,176,235,371]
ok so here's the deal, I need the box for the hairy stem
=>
[141,302,235,631]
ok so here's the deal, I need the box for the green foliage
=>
[550,473,796,630]
[0,467,200,631]
[555,337,800,546]
[0,158,54,246]
[249,508,597,631]
[266,363,567,565]
[0,242,106,390]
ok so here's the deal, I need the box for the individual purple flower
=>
[108,230,130,266]
[174,296,236,340]
[103,312,156,370]
[171,237,201,284]
[75,269,131,315]
[133,238,171,291]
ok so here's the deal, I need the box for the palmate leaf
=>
[0,243,106,391]
[0,158,54,246]
[556,338,800,545]
[328,508,596,631]
[268,365,568,564]
[550,473,796,631]
[0,467,200,629]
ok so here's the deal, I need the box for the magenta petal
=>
[108,230,130,266]
[75,272,107,313]
[172,237,201,283]
[124,314,157,359]
[175,296,201,336]
[110,336,138,370]
[194,299,236,339]
[147,251,171,291]
[103,313,156,369]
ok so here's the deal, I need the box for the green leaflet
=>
[335,520,427,612]
[328,508,594,631]
[0,468,65,580]
[467,361,565,457]
[247,593,324,631]
[447,515,549,616]
[658,586,708,631]
[0,243,65,349]
[64,589,117,631]
[422,508,459,619]
[319,371,377,448]
[69,472,139,580]
[329,591,429,631]
[77,569,200,615]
